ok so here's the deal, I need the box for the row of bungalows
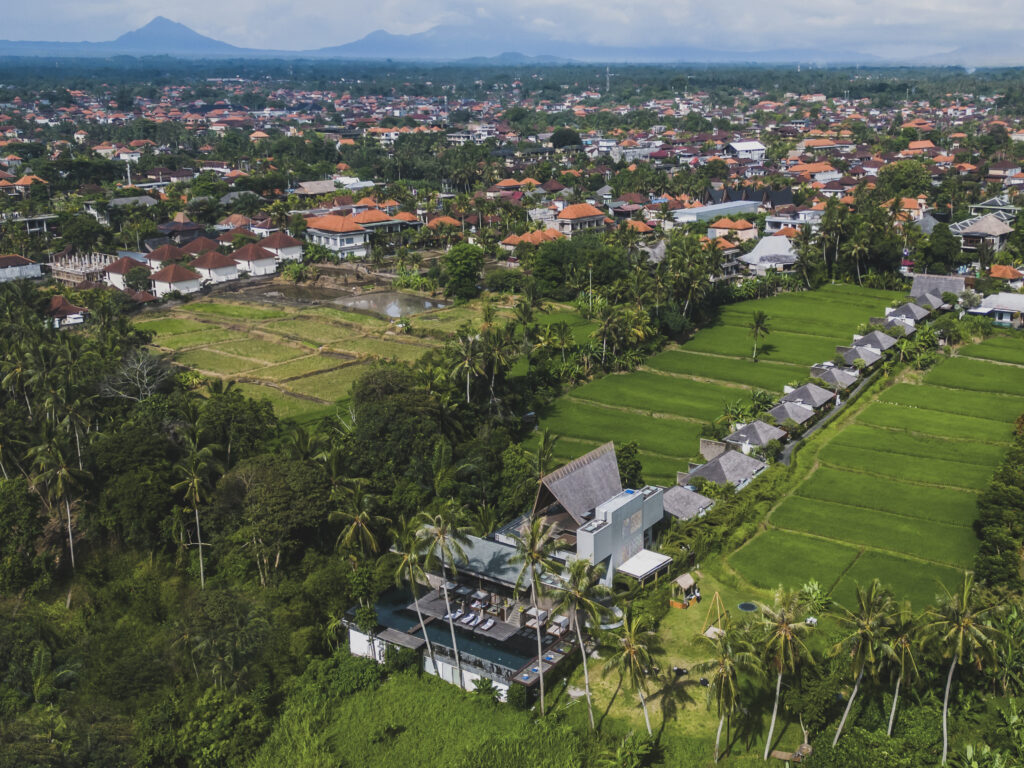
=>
[103,232,304,298]
[674,291,951,501]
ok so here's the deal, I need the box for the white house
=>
[231,243,278,276]
[103,255,148,290]
[259,231,303,264]
[739,235,798,275]
[190,251,239,283]
[727,140,767,161]
[46,295,87,328]
[0,253,42,282]
[305,214,370,259]
[971,292,1024,328]
[149,263,201,297]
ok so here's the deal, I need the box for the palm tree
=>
[512,515,560,716]
[332,479,389,557]
[881,603,922,737]
[925,572,1002,764]
[418,503,471,689]
[171,436,222,589]
[758,589,814,761]
[695,631,761,762]
[449,331,484,405]
[535,428,560,482]
[604,609,661,736]
[550,559,609,730]
[829,579,895,746]
[748,311,771,362]
[842,223,871,285]
[391,519,439,675]
[29,437,90,570]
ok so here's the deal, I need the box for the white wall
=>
[152,278,201,297]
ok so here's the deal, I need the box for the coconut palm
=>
[925,572,1002,764]
[829,579,896,746]
[511,515,560,716]
[550,558,609,730]
[881,603,922,737]
[28,436,90,570]
[171,435,223,589]
[391,519,438,675]
[603,609,661,736]
[449,331,484,405]
[418,503,471,689]
[331,479,388,557]
[748,311,771,362]
[694,631,761,762]
[757,588,815,760]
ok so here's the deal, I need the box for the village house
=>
[0,253,42,282]
[190,250,239,283]
[971,292,1024,328]
[707,218,758,242]
[555,203,608,237]
[259,231,304,263]
[231,243,278,276]
[304,214,370,259]
[46,295,87,328]
[102,255,148,290]
[149,263,201,297]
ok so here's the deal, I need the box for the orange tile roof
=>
[306,214,368,234]
[557,203,605,220]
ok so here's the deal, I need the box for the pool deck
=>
[412,589,520,642]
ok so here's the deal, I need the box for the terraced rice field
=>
[140,293,473,421]
[731,335,1022,607]
[536,284,899,485]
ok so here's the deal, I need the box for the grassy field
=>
[142,291,520,421]
[959,334,1024,365]
[730,335,1023,607]
[535,285,898,483]
[729,530,860,592]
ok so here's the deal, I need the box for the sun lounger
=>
[468,614,482,627]
[470,600,482,610]
[446,608,464,621]
[460,612,476,625]
[480,618,495,631]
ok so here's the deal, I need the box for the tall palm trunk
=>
[575,612,595,730]
[64,498,75,569]
[194,504,205,589]
[833,666,863,746]
[715,713,725,763]
[942,654,957,765]
[410,577,438,676]
[638,688,652,736]
[465,368,471,405]
[887,674,902,737]
[764,671,782,761]
[440,559,464,689]
[531,566,546,715]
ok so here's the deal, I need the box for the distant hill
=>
[0,16,879,64]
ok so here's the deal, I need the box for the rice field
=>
[536,284,899,483]
[139,291,498,420]
[731,335,1023,608]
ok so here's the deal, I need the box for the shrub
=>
[506,681,529,709]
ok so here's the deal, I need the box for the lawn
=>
[794,467,981,527]
[134,316,208,336]
[283,363,370,402]
[829,423,1007,467]
[831,551,964,611]
[180,301,287,321]
[772,496,978,566]
[213,338,307,364]
[539,399,700,462]
[173,348,260,375]
[856,402,1012,444]
[728,529,860,593]
[958,335,1024,366]
[817,442,994,491]
[646,349,805,391]
[257,354,348,381]
[926,355,1024,397]
[571,371,734,422]
[879,383,1024,423]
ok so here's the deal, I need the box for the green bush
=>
[506,681,529,709]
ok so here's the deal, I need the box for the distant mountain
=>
[109,16,242,55]
[0,16,879,64]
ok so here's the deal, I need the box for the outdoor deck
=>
[411,589,520,642]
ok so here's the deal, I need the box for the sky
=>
[5,0,1023,58]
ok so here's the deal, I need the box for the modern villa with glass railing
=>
[345,443,677,699]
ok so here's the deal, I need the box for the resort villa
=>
[346,443,673,700]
